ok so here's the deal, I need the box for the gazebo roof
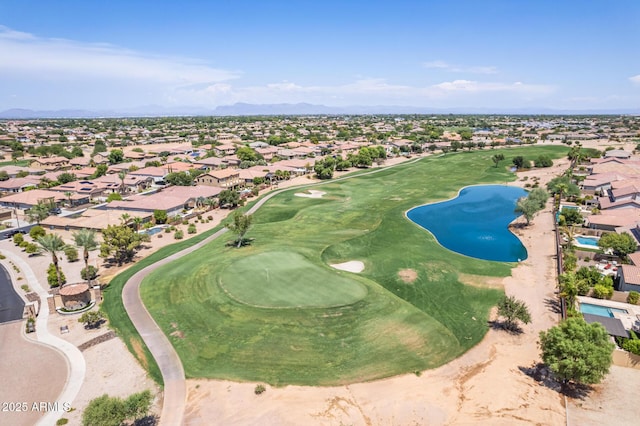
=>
[58,283,90,297]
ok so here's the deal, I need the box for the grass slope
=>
[132,146,565,386]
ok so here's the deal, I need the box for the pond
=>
[406,185,528,262]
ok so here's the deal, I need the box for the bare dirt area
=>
[398,268,418,283]
[0,322,67,426]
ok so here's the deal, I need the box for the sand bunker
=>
[294,190,326,198]
[330,261,364,273]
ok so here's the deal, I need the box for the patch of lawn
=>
[220,251,367,308]
[136,145,566,385]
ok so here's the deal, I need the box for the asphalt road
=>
[0,263,24,323]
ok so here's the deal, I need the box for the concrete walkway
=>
[122,156,426,425]
[1,252,87,426]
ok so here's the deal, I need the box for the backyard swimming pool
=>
[580,303,628,318]
[406,185,528,262]
[575,235,599,247]
[139,226,166,236]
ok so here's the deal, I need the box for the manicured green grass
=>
[0,159,30,167]
[135,146,566,386]
[220,251,367,308]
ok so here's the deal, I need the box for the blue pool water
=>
[406,185,528,262]
[140,226,164,236]
[580,303,628,318]
[575,236,599,247]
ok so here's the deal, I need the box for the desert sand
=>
[294,190,327,198]
[330,261,364,273]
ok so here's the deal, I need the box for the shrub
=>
[21,284,30,292]
[56,418,68,425]
[187,224,197,234]
[29,225,46,239]
[13,233,24,245]
[65,246,79,262]
[106,192,122,202]
[174,230,184,240]
[47,263,66,287]
[622,338,640,355]
[207,215,213,220]
[81,265,98,281]
[153,209,168,224]
[19,240,29,249]
[25,243,38,254]
[592,284,613,299]
[197,214,202,220]
[254,384,266,395]
[0,253,5,259]
[628,291,640,305]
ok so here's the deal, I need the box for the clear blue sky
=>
[1,0,639,111]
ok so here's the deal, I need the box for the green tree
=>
[515,197,541,225]
[491,153,505,168]
[36,234,67,288]
[100,225,147,265]
[153,209,168,224]
[165,171,194,186]
[512,156,525,169]
[91,164,108,178]
[118,171,127,194]
[29,225,46,239]
[236,146,261,162]
[535,155,553,167]
[547,176,580,200]
[57,172,77,184]
[558,208,583,226]
[450,141,462,152]
[539,318,614,387]
[47,263,66,287]
[72,229,98,282]
[598,232,637,258]
[108,149,124,164]
[64,246,79,262]
[92,140,107,155]
[106,192,122,202]
[0,170,9,181]
[496,295,532,332]
[218,189,240,208]
[78,310,104,329]
[227,211,253,248]
[27,202,50,224]
[627,291,640,305]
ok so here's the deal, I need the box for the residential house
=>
[105,185,221,217]
[29,156,71,171]
[616,265,640,293]
[196,169,241,188]
[0,176,41,194]
[193,157,225,171]
[0,189,66,210]
[213,143,238,156]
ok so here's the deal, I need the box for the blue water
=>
[406,185,528,262]
[140,227,164,236]
[580,303,628,318]
[575,236,599,247]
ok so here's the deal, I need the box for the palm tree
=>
[72,229,98,282]
[118,171,127,194]
[36,234,67,287]
[64,191,73,208]
[27,202,50,224]
[132,216,143,232]
[120,213,131,226]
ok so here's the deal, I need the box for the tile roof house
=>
[617,265,640,293]
[0,189,66,210]
[196,169,241,188]
[29,156,71,171]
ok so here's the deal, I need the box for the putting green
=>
[219,251,368,308]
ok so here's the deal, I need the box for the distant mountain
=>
[1,103,638,119]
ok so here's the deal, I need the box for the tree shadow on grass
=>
[518,362,594,399]
[487,320,525,335]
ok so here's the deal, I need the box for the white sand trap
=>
[294,190,326,198]
[330,261,365,273]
